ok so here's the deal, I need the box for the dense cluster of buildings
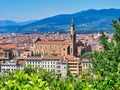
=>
[0,19,107,77]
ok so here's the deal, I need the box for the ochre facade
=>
[31,40,71,56]
[31,19,90,57]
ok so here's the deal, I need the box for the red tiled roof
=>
[25,56,41,60]
[2,44,16,49]
[17,48,29,51]
[81,59,89,63]
[36,41,70,45]
[26,55,63,61]
[61,60,67,63]
[66,55,79,60]
[17,61,26,66]
[42,55,63,60]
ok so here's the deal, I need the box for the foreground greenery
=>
[1,19,120,89]
[0,66,120,90]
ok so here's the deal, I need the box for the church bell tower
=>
[70,18,76,56]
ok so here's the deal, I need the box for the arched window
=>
[67,46,70,55]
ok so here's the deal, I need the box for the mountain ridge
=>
[0,8,120,33]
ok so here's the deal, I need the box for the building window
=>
[67,46,70,55]
[64,67,66,69]
[83,64,85,67]
[57,70,61,73]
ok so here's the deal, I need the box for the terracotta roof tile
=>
[36,41,70,45]
[81,59,89,63]
[25,56,41,60]
[66,55,79,60]
[2,44,16,49]
[42,55,63,60]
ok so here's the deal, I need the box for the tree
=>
[82,18,120,76]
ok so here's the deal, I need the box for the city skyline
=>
[0,0,120,22]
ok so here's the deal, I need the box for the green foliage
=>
[0,71,49,90]
[112,19,120,45]
[82,18,120,76]
[81,52,93,59]
[0,66,120,90]
[79,18,120,89]
[67,68,73,77]
[99,32,113,50]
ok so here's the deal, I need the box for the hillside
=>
[0,8,120,33]
[0,20,17,27]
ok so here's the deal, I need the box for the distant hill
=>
[0,20,37,33]
[0,8,120,33]
[17,20,37,26]
[0,20,17,27]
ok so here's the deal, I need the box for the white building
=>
[1,60,25,73]
[25,55,67,78]
[81,59,92,72]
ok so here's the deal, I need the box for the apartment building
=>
[66,55,80,75]
[1,60,25,73]
[81,59,92,72]
[25,55,67,78]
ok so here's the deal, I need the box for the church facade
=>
[31,19,88,57]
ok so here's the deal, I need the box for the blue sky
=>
[0,0,120,22]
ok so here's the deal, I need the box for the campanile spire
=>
[70,18,75,32]
[70,18,76,56]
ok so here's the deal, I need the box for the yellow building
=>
[66,55,80,75]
